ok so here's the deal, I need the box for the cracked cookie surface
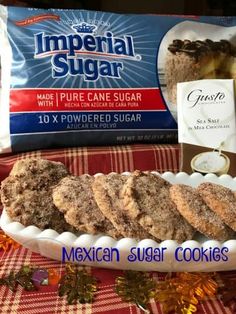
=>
[53,175,120,238]
[1,158,74,233]
[170,184,234,241]
[121,171,195,242]
[92,173,153,240]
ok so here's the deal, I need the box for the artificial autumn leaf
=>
[0,271,17,291]
[155,273,218,314]
[0,265,37,292]
[16,265,37,291]
[176,273,218,300]
[155,277,198,314]
[115,271,157,312]
[0,231,20,251]
[58,264,98,304]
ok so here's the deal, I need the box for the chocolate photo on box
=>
[157,20,236,119]
[165,39,236,104]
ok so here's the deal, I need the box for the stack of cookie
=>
[1,158,235,242]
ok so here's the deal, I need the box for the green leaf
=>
[58,265,98,305]
[0,266,37,292]
[115,271,157,312]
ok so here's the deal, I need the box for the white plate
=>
[1,171,236,272]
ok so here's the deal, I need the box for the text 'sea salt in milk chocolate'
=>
[177,79,236,176]
[1,5,236,153]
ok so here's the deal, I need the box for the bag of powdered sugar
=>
[1,5,236,153]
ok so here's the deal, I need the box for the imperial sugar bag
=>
[0,6,236,153]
